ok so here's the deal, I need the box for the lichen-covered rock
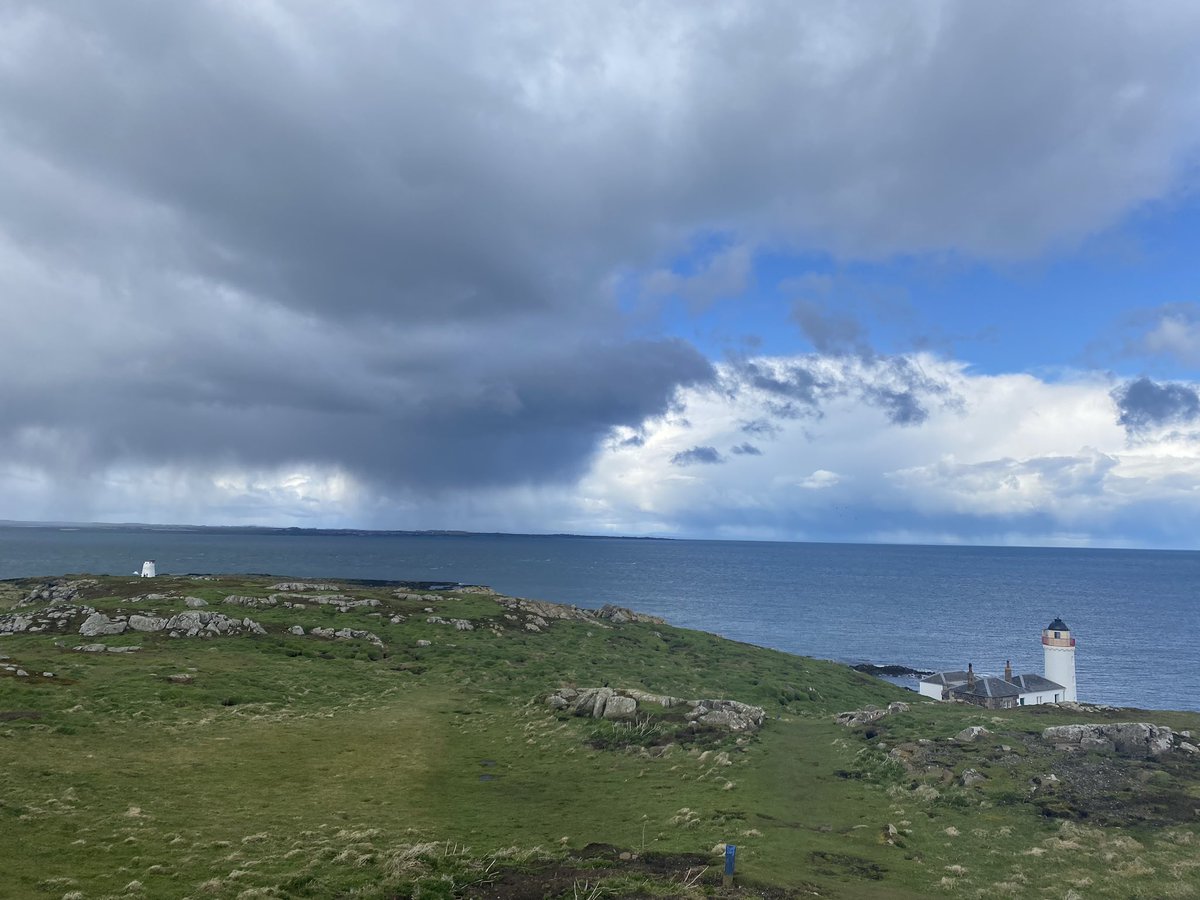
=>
[547,686,765,732]
[128,615,169,632]
[836,707,888,727]
[954,726,990,743]
[688,699,766,732]
[19,579,97,606]
[1042,723,1176,757]
[80,613,127,637]
[0,614,34,635]
[270,582,342,591]
[224,595,277,609]
[596,604,666,625]
[603,695,638,720]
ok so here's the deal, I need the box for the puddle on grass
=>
[478,774,496,782]
[480,759,496,767]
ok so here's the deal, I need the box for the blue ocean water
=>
[1,526,1196,711]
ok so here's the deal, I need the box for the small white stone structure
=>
[139,560,157,578]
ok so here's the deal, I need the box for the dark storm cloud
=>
[740,419,781,438]
[1112,377,1200,434]
[730,355,954,428]
[671,446,724,466]
[737,362,824,407]
[730,443,762,456]
[1,1,1198,506]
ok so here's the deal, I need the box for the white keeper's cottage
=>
[918,618,1078,710]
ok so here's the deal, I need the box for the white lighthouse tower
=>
[1042,617,1077,702]
[139,560,156,578]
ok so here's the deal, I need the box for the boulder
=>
[592,687,615,718]
[183,597,208,608]
[602,696,638,720]
[80,613,127,637]
[960,768,987,787]
[836,708,888,727]
[128,615,169,633]
[289,625,305,636]
[887,701,910,714]
[954,726,990,743]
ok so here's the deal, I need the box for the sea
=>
[1,525,1197,711]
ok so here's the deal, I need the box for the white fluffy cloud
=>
[578,356,1200,546]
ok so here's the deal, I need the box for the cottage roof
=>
[920,670,970,687]
[1010,673,1064,693]
[949,675,1020,699]
[1046,617,1069,632]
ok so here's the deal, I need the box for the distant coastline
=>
[0,519,674,541]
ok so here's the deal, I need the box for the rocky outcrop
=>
[500,597,596,623]
[80,612,128,637]
[545,686,765,731]
[224,595,276,609]
[310,626,384,647]
[596,604,666,625]
[19,579,97,606]
[686,699,765,732]
[273,594,381,612]
[77,610,266,639]
[0,614,35,635]
[1042,723,1179,757]
[73,643,142,653]
[835,701,912,728]
[270,582,342,591]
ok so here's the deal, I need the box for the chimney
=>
[967,662,975,688]
[1004,660,1013,682]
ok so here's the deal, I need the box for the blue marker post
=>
[724,843,736,887]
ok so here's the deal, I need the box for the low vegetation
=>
[1,574,1198,898]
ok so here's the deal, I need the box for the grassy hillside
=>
[1,575,1198,899]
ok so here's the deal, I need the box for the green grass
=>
[2,574,1199,898]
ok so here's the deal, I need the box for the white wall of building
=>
[1043,645,1077,702]
[918,681,944,700]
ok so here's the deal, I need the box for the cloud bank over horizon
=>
[3,1,1200,547]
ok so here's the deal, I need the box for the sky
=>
[4,1,1200,548]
